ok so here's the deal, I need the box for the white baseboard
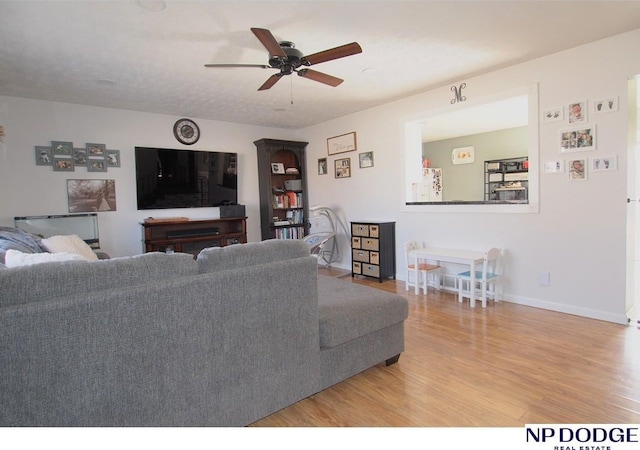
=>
[500,294,629,325]
[340,268,630,325]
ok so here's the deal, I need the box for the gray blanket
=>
[0,226,47,265]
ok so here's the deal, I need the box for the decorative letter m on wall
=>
[451,83,467,104]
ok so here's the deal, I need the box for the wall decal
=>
[450,83,467,104]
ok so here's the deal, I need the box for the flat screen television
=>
[135,147,238,210]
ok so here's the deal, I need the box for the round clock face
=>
[173,118,200,145]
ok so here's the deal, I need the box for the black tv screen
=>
[135,147,238,210]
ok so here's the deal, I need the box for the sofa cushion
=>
[317,275,408,349]
[41,234,99,261]
[4,249,87,267]
[197,239,310,273]
[0,252,198,308]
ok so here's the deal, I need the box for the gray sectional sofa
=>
[0,239,408,426]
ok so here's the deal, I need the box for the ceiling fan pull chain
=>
[290,76,294,105]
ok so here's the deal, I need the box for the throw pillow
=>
[4,249,87,268]
[41,234,99,261]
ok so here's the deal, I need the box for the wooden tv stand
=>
[141,217,247,256]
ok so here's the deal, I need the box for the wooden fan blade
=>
[297,69,343,87]
[251,28,287,58]
[302,42,362,66]
[258,73,284,91]
[204,64,271,69]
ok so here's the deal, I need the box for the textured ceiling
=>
[1,1,640,130]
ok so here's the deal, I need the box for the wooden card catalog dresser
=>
[350,221,396,282]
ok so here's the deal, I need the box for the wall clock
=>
[173,118,200,145]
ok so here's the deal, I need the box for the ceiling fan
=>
[204,28,362,91]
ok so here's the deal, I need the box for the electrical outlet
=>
[538,271,550,286]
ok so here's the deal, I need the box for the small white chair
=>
[457,247,501,308]
[404,241,441,295]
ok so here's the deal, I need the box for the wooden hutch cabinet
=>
[141,217,247,256]
[350,221,396,282]
[254,138,309,241]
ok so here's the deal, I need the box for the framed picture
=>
[271,162,285,174]
[542,106,564,123]
[334,157,351,178]
[318,158,327,175]
[451,146,475,164]
[106,149,121,167]
[73,148,87,166]
[86,143,106,157]
[591,155,617,172]
[51,141,73,156]
[327,131,357,155]
[359,151,374,168]
[568,158,587,181]
[34,146,52,165]
[67,179,116,213]
[560,126,595,152]
[568,101,587,124]
[88,159,107,172]
[593,97,618,114]
[53,156,74,172]
[543,160,565,174]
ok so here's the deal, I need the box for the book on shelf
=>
[272,192,303,209]
[285,209,304,224]
[275,226,305,239]
[286,191,297,207]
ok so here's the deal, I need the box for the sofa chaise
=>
[0,239,408,426]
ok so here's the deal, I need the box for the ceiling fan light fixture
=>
[205,28,362,91]
[281,64,294,75]
[269,42,303,69]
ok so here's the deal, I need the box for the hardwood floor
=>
[252,267,640,426]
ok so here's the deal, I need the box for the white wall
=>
[299,29,640,325]
[1,29,638,325]
[0,97,299,256]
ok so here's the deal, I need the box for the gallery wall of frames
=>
[35,141,121,172]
